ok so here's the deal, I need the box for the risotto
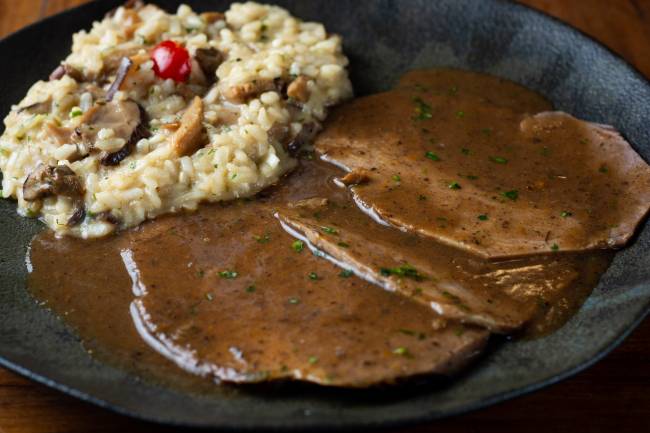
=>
[0,1,352,237]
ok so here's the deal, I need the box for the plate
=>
[1,0,649,430]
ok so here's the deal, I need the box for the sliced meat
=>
[315,68,650,259]
[171,96,205,156]
[126,199,488,387]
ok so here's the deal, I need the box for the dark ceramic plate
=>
[1,0,649,430]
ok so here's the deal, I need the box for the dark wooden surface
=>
[0,1,649,432]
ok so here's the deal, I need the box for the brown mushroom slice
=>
[71,100,148,166]
[125,199,488,387]
[315,69,650,259]
[22,164,85,226]
[287,75,310,103]
[105,57,133,101]
[171,96,205,156]
[194,48,224,84]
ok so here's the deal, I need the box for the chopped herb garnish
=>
[69,107,83,118]
[501,190,519,201]
[461,148,470,155]
[425,151,440,161]
[288,297,300,305]
[308,356,319,365]
[481,127,492,136]
[456,110,465,118]
[448,181,461,190]
[454,327,466,336]
[412,97,432,120]
[579,138,590,144]
[541,146,550,156]
[599,164,609,173]
[561,211,573,218]
[231,173,238,179]
[254,232,271,243]
[128,161,137,170]
[218,270,238,279]
[489,156,508,164]
[292,240,304,252]
[380,264,425,281]
[392,174,401,182]
[339,269,353,278]
[392,347,413,357]
[308,272,319,280]
[321,226,338,234]
[205,293,214,301]
[398,328,426,340]
[466,175,479,180]
[246,285,256,293]
[337,241,350,248]
[418,194,427,201]
[449,85,459,95]
[478,214,488,221]
[196,269,205,278]
[551,243,559,251]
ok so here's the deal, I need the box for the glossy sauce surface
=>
[27,69,626,388]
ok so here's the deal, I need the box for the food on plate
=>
[14,3,650,388]
[0,1,352,237]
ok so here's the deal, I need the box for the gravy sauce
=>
[27,69,625,388]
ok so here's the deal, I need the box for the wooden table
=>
[1,1,649,432]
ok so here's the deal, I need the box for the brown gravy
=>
[27,69,627,389]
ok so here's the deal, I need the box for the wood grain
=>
[0,1,649,432]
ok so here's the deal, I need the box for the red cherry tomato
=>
[151,40,191,82]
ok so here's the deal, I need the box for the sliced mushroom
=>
[200,12,225,24]
[48,63,85,82]
[23,164,86,226]
[286,122,320,156]
[98,102,149,165]
[288,197,329,210]
[194,48,224,84]
[339,168,371,186]
[171,96,205,156]
[105,57,133,101]
[223,80,277,103]
[287,75,311,103]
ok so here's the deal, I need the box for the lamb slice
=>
[125,201,488,387]
[276,199,590,333]
[315,77,650,259]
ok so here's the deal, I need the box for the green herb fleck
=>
[321,226,338,235]
[380,264,425,281]
[292,240,304,252]
[128,161,137,170]
[418,194,427,201]
[541,146,550,156]
[69,107,83,118]
[449,85,459,95]
[478,214,488,221]
[448,181,461,190]
[288,297,300,305]
[456,110,465,118]
[599,164,609,173]
[551,243,559,251]
[308,272,319,280]
[337,241,350,248]
[196,269,205,278]
[461,148,470,155]
[501,190,519,201]
[481,127,492,136]
[412,97,432,120]
[425,151,440,161]
[489,156,508,164]
[561,211,573,218]
[254,232,271,243]
[218,270,238,279]
[392,347,413,357]
[392,174,401,182]
[246,285,256,293]
[339,269,353,278]
[308,356,319,365]
[205,293,214,301]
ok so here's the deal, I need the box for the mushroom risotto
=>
[0,1,352,237]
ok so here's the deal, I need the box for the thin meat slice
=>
[125,201,488,387]
[276,199,592,333]
[315,69,650,259]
